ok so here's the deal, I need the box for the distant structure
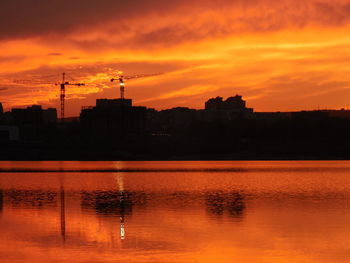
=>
[202,95,253,121]
[7,105,57,141]
[4,92,350,159]
[96,98,132,108]
[0,102,3,124]
[0,102,19,141]
[14,73,85,120]
[80,98,147,141]
[205,95,249,111]
[11,105,57,125]
[147,107,198,134]
[0,126,19,141]
[320,109,350,119]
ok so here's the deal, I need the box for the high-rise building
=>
[11,105,57,125]
[205,95,250,111]
[80,98,147,140]
[203,95,253,121]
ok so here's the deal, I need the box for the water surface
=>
[0,161,350,263]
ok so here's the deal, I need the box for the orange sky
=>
[1,0,350,116]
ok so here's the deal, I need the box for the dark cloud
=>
[129,23,224,47]
[0,0,187,39]
[2,0,350,42]
[48,53,62,56]
[5,60,193,78]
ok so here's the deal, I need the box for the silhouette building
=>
[0,102,5,124]
[11,105,57,125]
[201,95,253,121]
[205,95,249,111]
[0,125,19,141]
[148,107,198,133]
[0,105,57,141]
[80,98,147,141]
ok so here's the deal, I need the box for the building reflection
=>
[6,190,57,207]
[120,216,125,240]
[81,190,135,240]
[0,187,246,244]
[0,189,3,215]
[60,187,66,241]
[81,191,133,215]
[1,188,67,240]
[205,191,245,218]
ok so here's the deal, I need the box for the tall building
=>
[11,105,57,125]
[205,95,251,111]
[0,126,19,141]
[148,107,198,132]
[9,105,57,140]
[80,98,147,141]
[202,95,253,121]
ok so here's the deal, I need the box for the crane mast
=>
[14,72,85,120]
[111,73,125,99]
[60,73,66,120]
[13,71,161,118]
[56,72,84,120]
[111,72,162,99]
[119,76,125,99]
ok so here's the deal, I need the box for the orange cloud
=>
[2,1,350,115]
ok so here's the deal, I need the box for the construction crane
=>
[56,73,84,120]
[14,72,85,120]
[111,72,162,99]
[111,72,125,99]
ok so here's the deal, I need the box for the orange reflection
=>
[0,162,350,262]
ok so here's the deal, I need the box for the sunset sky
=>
[1,0,350,116]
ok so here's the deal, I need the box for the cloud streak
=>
[1,0,350,115]
[2,0,350,41]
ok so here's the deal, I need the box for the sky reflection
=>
[0,161,350,262]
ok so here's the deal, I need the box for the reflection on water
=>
[205,191,245,218]
[60,188,65,241]
[1,161,350,262]
[81,190,136,240]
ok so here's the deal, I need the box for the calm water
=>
[1,161,350,263]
